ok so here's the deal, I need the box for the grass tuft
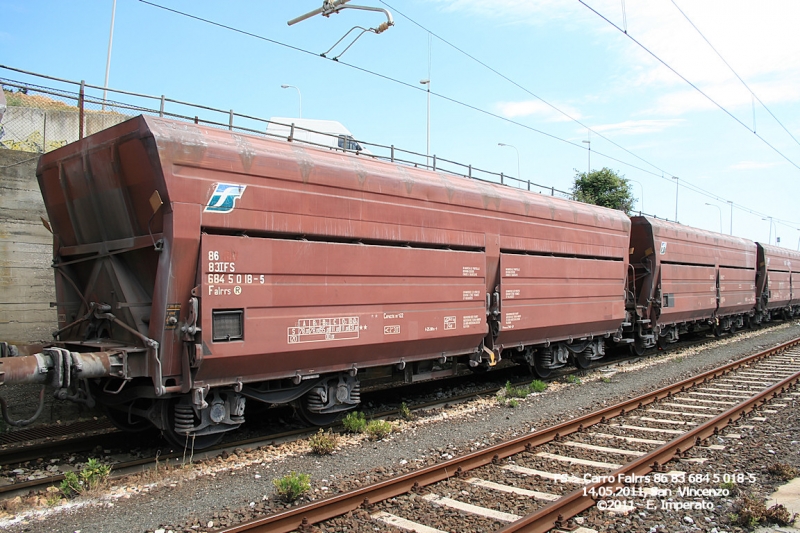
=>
[342,411,367,433]
[273,472,311,502]
[308,429,338,455]
[365,420,393,440]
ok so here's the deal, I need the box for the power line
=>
[134,1,659,176]
[670,0,800,149]
[136,0,800,230]
[380,0,669,178]
[577,0,800,172]
[378,1,800,229]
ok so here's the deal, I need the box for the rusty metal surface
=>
[718,266,757,316]
[794,272,800,306]
[633,217,756,269]
[658,263,717,324]
[0,350,123,386]
[630,217,757,327]
[37,116,631,389]
[216,337,800,533]
[757,243,800,309]
[496,254,626,347]
[197,235,487,383]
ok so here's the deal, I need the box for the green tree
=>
[572,167,636,214]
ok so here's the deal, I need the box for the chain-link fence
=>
[0,64,574,199]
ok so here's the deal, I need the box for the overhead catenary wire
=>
[669,0,800,149]
[377,0,800,229]
[134,1,661,176]
[577,0,800,173]
[135,0,800,231]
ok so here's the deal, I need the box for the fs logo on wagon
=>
[204,183,247,213]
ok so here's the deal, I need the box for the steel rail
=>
[218,336,800,533]
[498,347,800,532]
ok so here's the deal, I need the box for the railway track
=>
[214,337,800,533]
[0,325,789,500]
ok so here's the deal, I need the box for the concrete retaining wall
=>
[0,149,57,344]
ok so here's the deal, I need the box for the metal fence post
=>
[391,145,395,162]
[433,155,437,171]
[229,109,234,130]
[78,80,85,140]
[551,186,554,196]
[527,180,531,191]
[468,165,472,179]
[500,172,504,185]
[159,95,165,117]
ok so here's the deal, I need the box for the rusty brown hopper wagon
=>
[628,216,757,352]
[0,116,630,446]
[756,243,800,321]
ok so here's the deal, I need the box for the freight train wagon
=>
[0,115,631,447]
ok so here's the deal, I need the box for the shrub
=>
[506,399,519,408]
[59,472,82,498]
[273,472,311,502]
[503,381,528,399]
[764,504,797,526]
[308,429,338,455]
[767,462,799,481]
[365,420,392,440]
[399,402,414,420]
[529,379,547,393]
[81,458,111,491]
[720,480,739,496]
[565,375,581,385]
[342,411,367,433]
[59,458,111,498]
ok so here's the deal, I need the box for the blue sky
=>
[3,0,799,248]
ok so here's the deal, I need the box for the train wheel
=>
[159,400,224,450]
[294,399,344,427]
[729,322,737,335]
[574,351,592,370]
[533,354,553,379]
[629,337,646,357]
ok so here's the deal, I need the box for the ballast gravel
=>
[1,322,799,533]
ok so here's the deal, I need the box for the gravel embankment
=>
[1,322,798,533]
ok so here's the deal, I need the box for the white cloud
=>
[496,99,582,122]
[592,119,684,135]
[729,161,780,171]
[430,0,582,25]
[434,0,800,110]
[646,77,800,116]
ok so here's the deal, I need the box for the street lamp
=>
[704,203,722,232]
[582,135,591,176]
[627,178,644,214]
[280,85,302,118]
[727,200,733,235]
[671,176,679,222]
[102,0,117,110]
[498,143,521,181]
[420,79,430,164]
[762,217,774,244]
